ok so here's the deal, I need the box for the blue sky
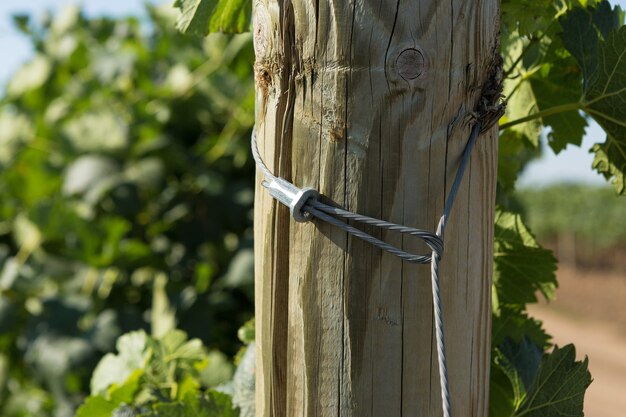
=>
[0,0,624,187]
[0,1,161,83]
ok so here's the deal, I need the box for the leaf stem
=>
[499,102,581,130]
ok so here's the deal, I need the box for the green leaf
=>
[176,375,201,401]
[77,370,142,417]
[207,0,252,34]
[491,338,544,417]
[108,370,143,404]
[0,112,34,166]
[492,306,551,348]
[90,330,151,394]
[493,208,558,306]
[591,141,626,194]
[76,395,118,417]
[500,58,542,146]
[500,338,543,395]
[237,317,255,345]
[174,0,214,36]
[205,390,240,417]
[501,26,588,153]
[7,55,52,97]
[62,155,119,197]
[490,362,516,417]
[498,130,540,190]
[527,52,588,153]
[13,214,42,253]
[513,345,592,417]
[495,351,527,412]
[560,1,626,193]
[63,110,129,153]
[174,0,252,36]
[501,0,556,36]
[160,329,206,362]
[199,350,234,387]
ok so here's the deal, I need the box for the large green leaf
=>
[560,1,626,194]
[174,0,252,35]
[527,42,588,153]
[493,209,558,306]
[513,345,591,417]
[501,27,588,154]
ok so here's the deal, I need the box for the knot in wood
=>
[396,48,424,80]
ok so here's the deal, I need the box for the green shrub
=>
[0,5,255,416]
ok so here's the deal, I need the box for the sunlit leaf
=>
[174,0,252,36]
[90,331,151,394]
[560,1,626,193]
[63,111,129,154]
[62,155,119,197]
[7,55,51,97]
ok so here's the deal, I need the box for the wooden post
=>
[253,1,500,416]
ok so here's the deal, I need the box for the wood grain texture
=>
[253,1,499,416]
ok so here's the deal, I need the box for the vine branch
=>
[499,102,581,130]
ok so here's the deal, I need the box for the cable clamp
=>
[262,178,320,223]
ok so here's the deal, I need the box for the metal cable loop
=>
[251,121,482,417]
[251,127,443,262]
[306,204,434,264]
[309,201,444,255]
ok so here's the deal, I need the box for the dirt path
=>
[529,305,626,417]
[527,265,626,417]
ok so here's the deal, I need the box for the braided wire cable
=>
[251,121,482,417]
[430,248,451,417]
[430,122,482,417]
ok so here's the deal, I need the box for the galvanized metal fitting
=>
[263,178,319,223]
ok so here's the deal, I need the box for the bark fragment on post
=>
[253,1,500,416]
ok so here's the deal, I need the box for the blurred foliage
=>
[75,327,253,416]
[0,5,255,416]
[516,184,626,250]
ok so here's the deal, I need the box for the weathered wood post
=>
[253,0,500,416]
